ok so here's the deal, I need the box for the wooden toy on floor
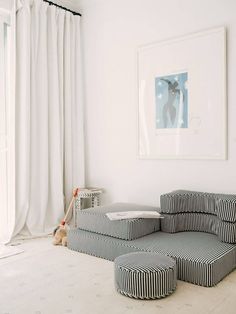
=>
[53,188,79,246]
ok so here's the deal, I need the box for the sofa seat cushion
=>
[76,203,161,240]
[68,229,236,287]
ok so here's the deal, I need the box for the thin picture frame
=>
[137,27,227,160]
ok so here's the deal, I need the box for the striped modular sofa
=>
[68,191,236,287]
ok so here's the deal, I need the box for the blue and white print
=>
[155,72,188,129]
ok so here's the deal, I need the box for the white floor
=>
[0,237,236,314]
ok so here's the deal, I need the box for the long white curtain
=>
[13,0,84,237]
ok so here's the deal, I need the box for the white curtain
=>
[13,0,84,237]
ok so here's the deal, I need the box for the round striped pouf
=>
[114,252,177,299]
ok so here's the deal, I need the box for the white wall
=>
[77,0,236,206]
[53,0,81,12]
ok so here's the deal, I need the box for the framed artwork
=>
[138,27,227,159]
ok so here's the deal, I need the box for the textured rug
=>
[0,245,24,259]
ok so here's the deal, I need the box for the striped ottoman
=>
[114,252,177,299]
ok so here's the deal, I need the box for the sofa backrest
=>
[160,190,236,243]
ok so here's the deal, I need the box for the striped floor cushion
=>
[76,203,160,240]
[114,252,177,299]
[161,213,236,243]
[67,229,236,287]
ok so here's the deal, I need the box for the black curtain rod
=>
[43,0,82,16]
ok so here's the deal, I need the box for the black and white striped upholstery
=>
[216,195,236,222]
[67,191,236,287]
[161,190,217,214]
[160,190,236,243]
[68,229,236,287]
[77,203,160,240]
[161,213,219,234]
[161,213,236,243]
[114,252,177,299]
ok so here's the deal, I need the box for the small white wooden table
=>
[73,189,103,227]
